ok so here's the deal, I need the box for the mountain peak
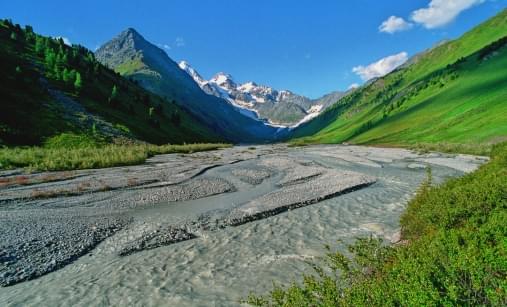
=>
[115,27,147,46]
[212,72,234,80]
[96,27,168,71]
[124,27,139,34]
[179,60,190,69]
[210,72,236,88]
[178,60,207,86]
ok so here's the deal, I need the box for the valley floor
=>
[0,144,487,306]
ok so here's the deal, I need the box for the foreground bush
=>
[0,134,231,171]
[247,142,507,306]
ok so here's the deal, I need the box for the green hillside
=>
[291,10,507,146]
[0,19,222,146]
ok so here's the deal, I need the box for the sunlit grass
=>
[0,143,231,171]
[410,142,494,156]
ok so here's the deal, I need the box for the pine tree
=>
[74,72,82,92]
[62,68,70,83]
[53,65,61,80]
[93,63,100,75]
[171,111,181,126]
[111,85,118,100]
[44,49,56,70]
[155,103,164,115]
[143,94,150,106]
[108,85,118,106]
[24,25,34,42]
[34,36,44,55]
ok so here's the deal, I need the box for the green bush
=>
[247,142,507,306]
[43,133,104,149]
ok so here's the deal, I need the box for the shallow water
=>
[0,145,479,306]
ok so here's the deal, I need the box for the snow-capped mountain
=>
[178,61,345,126]
[96,29,285,143]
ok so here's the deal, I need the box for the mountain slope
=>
[95,29,284,142]
[0,20,222,146]
[291,9,507,145]
[179,61,345,126]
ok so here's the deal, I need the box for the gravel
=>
[118,225,195,256]
[226,170,376,226]
[0,144,485,287]
[0,210,129,287]
[231,168,272,185]
[132,178,235,205]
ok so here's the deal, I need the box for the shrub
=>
[247,142,507,306]
[0,135,231,171]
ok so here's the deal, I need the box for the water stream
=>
[0,145,480,306]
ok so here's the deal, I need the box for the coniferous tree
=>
[155,103,164,116]
[62,68,71,83]
[111,85,118,100]
[53,65,61,80]
[74,72,82,92]
[142,93,150,106]
[24,25,34,42]
[171,111,181,127]
[44,49,56,71]
[108,85,118,106]
[34,36,44,55]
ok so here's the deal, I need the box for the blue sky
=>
[1,0,505,98]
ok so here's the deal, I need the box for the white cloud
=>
[175,37,185,47]
[348,83,360,90]
[352,52,408,81]
[55,36,71,46]
[379,16,413,34]
[411,0,485,29]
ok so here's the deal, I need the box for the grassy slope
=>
[291,9,507,146]
[354,45,507,145]
[0,20,222,146]
[248,142,507,306]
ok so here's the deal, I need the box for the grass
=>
[410,142,494,156]
[0,134,231,171]
[246,142,507,306]
[291,10,507,147]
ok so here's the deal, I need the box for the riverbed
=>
[0,144,487,306]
